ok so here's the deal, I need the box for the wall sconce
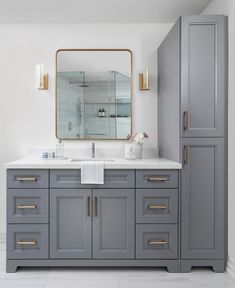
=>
[139,66,150,91]
[36,64,48,90]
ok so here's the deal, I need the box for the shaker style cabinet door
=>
[181,15,227,137]
[92,189,135,259]
[50,189,92,259]
[181,138,225,259]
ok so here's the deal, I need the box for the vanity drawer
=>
[7,189,48,224]
[136,170,178,189]
[136,189,178,224]
[136,224,178,259]
[7,224,48,259]
[7,170,49,189]
[50,169,135,188]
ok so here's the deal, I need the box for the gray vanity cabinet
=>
[181,138,225,259]
[50,189,92,259]
[50,188,135,259]
[93,189,135,259]
[158,15,228,272]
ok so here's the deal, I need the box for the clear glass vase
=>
[135,143,143,159]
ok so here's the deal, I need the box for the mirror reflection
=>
[56,50,132,140]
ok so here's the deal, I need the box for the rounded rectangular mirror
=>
[56,49,132,140]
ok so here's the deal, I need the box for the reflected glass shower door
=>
[115,72,131,138]
[84,71,116,139]
[57,70,131,139]
[57,71,85,139]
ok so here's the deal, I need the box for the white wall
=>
[202,0,235,273]
[0,23,172,234]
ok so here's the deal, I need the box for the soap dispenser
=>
[56,138,64,159]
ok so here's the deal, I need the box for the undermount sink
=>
[70,158,114,162]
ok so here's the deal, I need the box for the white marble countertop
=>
[5,157,182,170]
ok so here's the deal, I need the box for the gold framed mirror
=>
[56,49,132,140]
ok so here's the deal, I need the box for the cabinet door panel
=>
[50,189,91,259]
[181,15,227,137]
[93,189,134,259]
[181,138,225,259]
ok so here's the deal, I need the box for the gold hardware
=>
[16,177,37,182]
[183,111,189,130]
[38,73,48,90]
[148,204,168,209]
[139,66,150,91]
[183,145,189,165]
[148,240,167,245]
[16,205,37,209]
[88,196,91,217]
[93,196,98,217]
[17,240,37,245]
[147,176,169,182]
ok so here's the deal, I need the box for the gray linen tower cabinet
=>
[158,15,228,272]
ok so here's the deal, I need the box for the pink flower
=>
[126,132,149,143]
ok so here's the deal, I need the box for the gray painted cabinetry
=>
[6,14,227,273]
[50,189,92,259]
[158,15,228,272]
[7,168,180,272]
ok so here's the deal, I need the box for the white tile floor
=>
[1,241,235,288]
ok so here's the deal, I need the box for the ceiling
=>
[0,0,212,23]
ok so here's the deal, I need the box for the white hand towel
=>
[81,161,104,184]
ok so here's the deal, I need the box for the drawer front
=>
[7,189,48,224]
[50,169,135,188]
[136,189,178,224]
[136,170,178,188]
[136,224,178,259]
[7,224,48,259]
[7,170,49,189]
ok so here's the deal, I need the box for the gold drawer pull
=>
[183,145,189,165]
[16,177,37,182]
[17,240,37,245]
[148,240,167,245]
[93,196,98,217]
[148,204,168,209]
[16,205,37,209]
[147,176,169,182]
[183,111,189,130]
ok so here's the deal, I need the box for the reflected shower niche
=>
[56,49,132,140]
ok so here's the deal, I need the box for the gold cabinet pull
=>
[16,205,37,209]
[93,196,98,217]
[148,204,168,209]
[17,240,37,245]
[183,145,189,165]
[148,240,167,245]
[183,111,189,130]
[147,176,169,182]
[87,196,91,217]
[16,177,37,182]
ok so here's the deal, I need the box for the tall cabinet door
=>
[50,189,92,258]
[93,189,135,259]
[181,138,225,259]
[181,15,227,137]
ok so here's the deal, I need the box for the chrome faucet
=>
[92,142,95,158]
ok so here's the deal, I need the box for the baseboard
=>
[227,257,235,279]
